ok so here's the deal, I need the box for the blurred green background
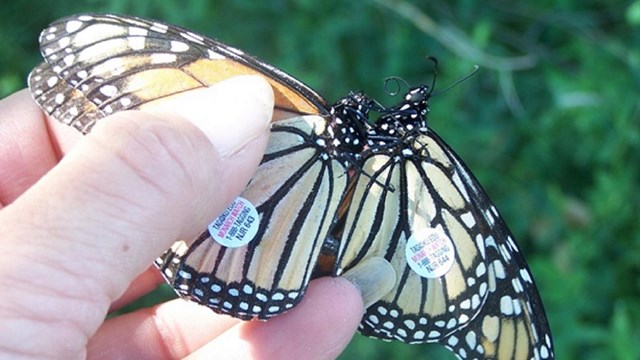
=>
[2,0,639,359]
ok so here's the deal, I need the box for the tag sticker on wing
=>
[405,227,455,278]
[208,197,259,248]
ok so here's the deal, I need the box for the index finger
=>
[0,89,80,207]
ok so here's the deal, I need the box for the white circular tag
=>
[208,197,259,248]
[405,228,456,278]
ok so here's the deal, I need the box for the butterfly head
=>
[404,85,432,117]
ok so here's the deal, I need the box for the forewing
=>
[29,13,329,132]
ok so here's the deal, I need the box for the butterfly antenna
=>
[426,56,438,96]
[432,64,480,97]
[383,76,410,96]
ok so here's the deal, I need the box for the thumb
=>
[0,76,272,355]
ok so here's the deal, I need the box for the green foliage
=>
[2,0,638,358]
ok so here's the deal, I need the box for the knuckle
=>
[91,112,217,201]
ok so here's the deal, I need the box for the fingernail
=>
[342,257,397,309]
[141,75,274,156]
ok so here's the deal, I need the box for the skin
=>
[0,77,364,360]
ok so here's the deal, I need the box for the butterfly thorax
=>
[355,85,432,155]
[327,91,375,154]
[321,86,433,162]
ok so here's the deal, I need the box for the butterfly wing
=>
[29,62,106,132]
[28,13,348,319]
[335,130,553,358]
[30,13,330,133]
[429,130,554,359]
[336,133,490,343]
[156,116,348,319]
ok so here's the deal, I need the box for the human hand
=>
[0,76,368,359]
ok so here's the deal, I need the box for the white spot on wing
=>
[475,234,486,258]
[99,85,118,97]
[54,93,65,105]
[63,54,75,66]
[466,331,477,349]
[520,268,533,283]
[170,40,189,52]
[448,335,458,346]
[476,262,486,277]
[460,299,471,309]
[120,97,132,107]
[65,20,83,33]
[207,49,225,60]
[181,31,205,44]
[404,320,415,329]
[151,53,177,64]
[472,293,481,309]
[47,76,58,87]
[500,295,514,315]
[150,22,169,33]
[541,345,549,358]
[461,212,476,228]
[128,27,148,36]
[227,46,245,56]
[58,37,70,48]
[485,208,495,225]
[513,299,522,315]
[128,37,145,50]
[493,259,506,279]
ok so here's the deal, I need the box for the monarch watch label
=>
[208,197,259,248]
[405,228,455,278]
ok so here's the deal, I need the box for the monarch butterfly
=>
[28,13,554,360]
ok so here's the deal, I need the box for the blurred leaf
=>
[626,0,640,25]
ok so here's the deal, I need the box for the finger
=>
[109,267,166,312]
[0,90,60,206]
[188,277,364,360]
[0,76,273,359]
[86,277,363,360]
[88,299,241,360]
